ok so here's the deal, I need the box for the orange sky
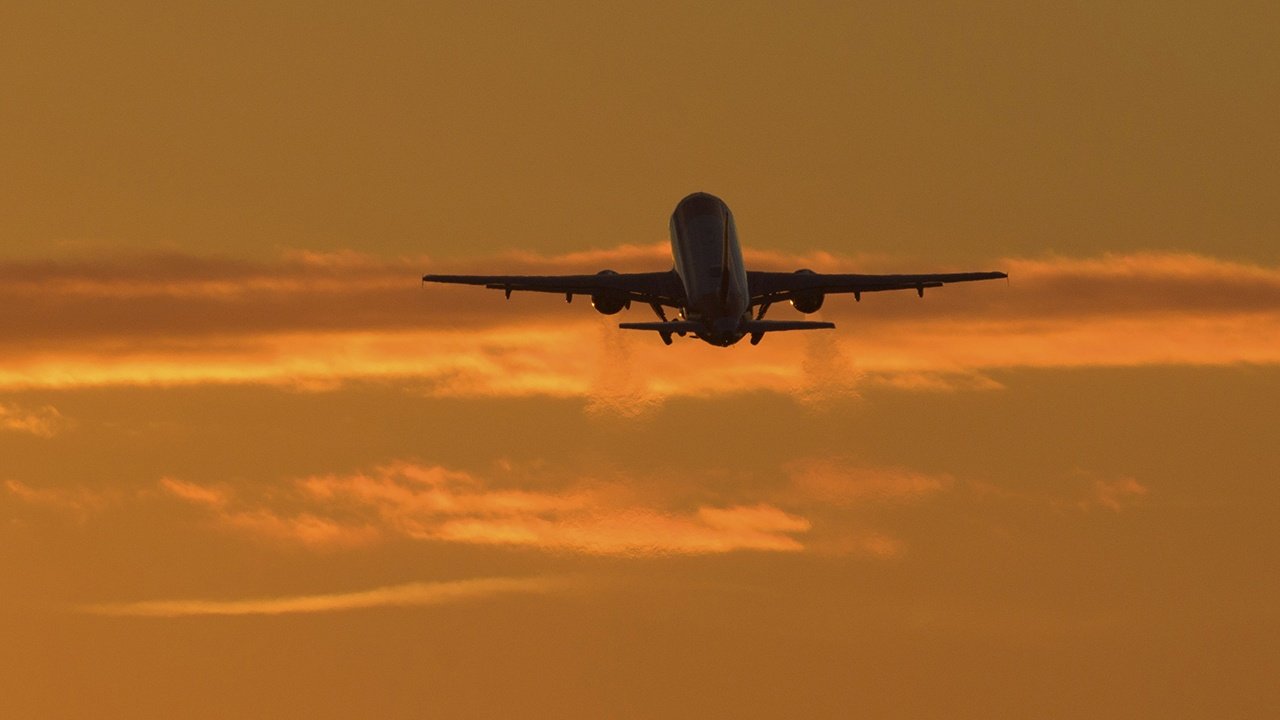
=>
[2,3,1278,718]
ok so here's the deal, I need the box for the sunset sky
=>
[3,2,1278,717]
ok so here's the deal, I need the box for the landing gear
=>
[649,303,668,321]
[755,301,771,320]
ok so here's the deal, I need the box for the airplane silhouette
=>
[424,192,1006,346]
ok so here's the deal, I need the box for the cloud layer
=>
[160,462,813,556]
[1,247,1277,399]
[6,457,1141,567]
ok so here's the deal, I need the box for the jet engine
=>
[789,269,824,314]
[590,270,630,315]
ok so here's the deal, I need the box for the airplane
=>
[423,192,1007,347]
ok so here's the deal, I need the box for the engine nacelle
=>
[590,270,630,315]
[789,269,825,314]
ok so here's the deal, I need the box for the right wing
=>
[747,270,1007,306]
[422,270,687,308]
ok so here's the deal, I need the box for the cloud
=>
[787,460,953,505]
[161,476,379,548]
[779,459,956,558]
[807,529,908,559]
[0,248,1277,397]
[1081,476,1150,513]
[967,472,1151,515]
[16,455,1147,563]
[4,479,114,517]
[0,402,68,437]
[162,462,812,556]
[159,477,230,507]
[79,576,563,617]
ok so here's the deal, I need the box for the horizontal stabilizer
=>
[741,319,834,345]
[617,320,835,333]
[740,320,835,333]
[617,321,703,333]
[619,319,835,345]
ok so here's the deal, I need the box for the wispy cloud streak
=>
[80,576,561,617]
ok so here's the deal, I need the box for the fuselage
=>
[668,192,751,346]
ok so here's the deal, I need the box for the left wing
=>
[422,270,687,308]
[747,270,1007,306]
